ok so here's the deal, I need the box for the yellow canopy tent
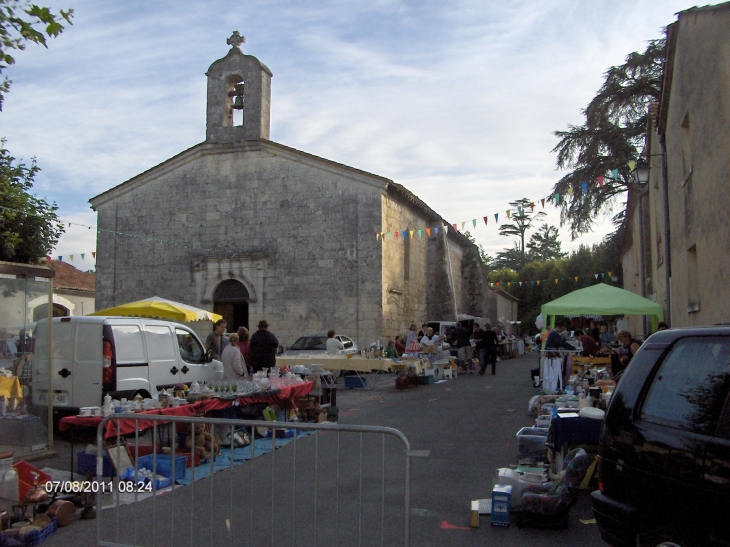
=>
[90,296,222,323]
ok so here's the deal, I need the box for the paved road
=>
[37,352,606,546]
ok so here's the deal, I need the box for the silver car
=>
[282,334,358,356]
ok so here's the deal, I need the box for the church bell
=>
[232,94,244,110]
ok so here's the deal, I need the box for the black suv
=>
[592,327,730,547]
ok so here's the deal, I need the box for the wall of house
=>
[663,7,730,327]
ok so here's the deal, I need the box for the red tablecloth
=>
[58,382,313,438]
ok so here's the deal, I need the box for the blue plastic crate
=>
[119,467,172,490]
[76,451,114,477]
[0,516,57,546]
[135,454,187,481]
[344,376,367,389]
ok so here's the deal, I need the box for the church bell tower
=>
[206,31,272,143]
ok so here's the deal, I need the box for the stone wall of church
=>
[95,143,388,349]
[380,195,431,340]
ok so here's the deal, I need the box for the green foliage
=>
[0,0,73,110]
[497,197,546,269]
[551,38,665,238]
[494,241,523,271]
[0,141,64,263]
[489,239,623,334]
[526,224,567,262]
[462,230,493,268]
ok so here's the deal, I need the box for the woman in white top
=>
[221,333,248,380]
[420,327,440,346]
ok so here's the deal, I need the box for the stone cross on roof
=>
[227,31,246,49]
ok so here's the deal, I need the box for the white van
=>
[31,316,222,411]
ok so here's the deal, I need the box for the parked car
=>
[592,326,730,547]
[282,334,358,356]
[31,316,223,414]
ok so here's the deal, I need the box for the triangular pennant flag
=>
[507,282,511,287]
[489,283,494,288]
[554,279,559,284]
[495,282,500,287]
[536,280,541,285]
[575,276,579,282]
[402,230,407,239]
[582,182,588,193]
[595,274,599,279]
[611,168,618,180]
[506,210,511,219]
[595,177,602,188]
[58,256,63,262]
[483,216,488,226]
[518,207,523,214]
[628,160,636,172]
[418,229,422,238]
[608,271,612,278]
[529,202,535,211]
[92,252,96,258]
[453,223,458,232]
[409,230,414,238]
[472,219,476,228]
[426,228,431,237]
[541,198,545,208]
[601,272,605,278]
[395,231,399,239]
[461,221,465,231]
[567,186,573,195]
[555,193,560,205]
[531,281,535,286]
[387,232,392,239]
[434,227,439,236]
[374,232,379,240]
[80,253,85,260]
[494,213,499,222]
[519,281,522,286]
[381,232,385,240]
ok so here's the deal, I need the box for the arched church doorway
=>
[33,303,69,322]
[213,280,249,333]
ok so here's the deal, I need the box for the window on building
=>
[403,230,410,281]
[687,244,699,312]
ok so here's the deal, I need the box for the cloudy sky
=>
[2,0,694,271]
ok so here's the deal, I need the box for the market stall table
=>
[59,382,313,439]
[276,356,394,390]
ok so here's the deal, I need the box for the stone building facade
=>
[621,3,730,332]
[90,37,490,348]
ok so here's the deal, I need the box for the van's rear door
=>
[72,321,103,408]
[32,319,73,407]
[110,323,150,394]
[142,323,181,390]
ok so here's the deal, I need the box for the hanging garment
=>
[543,357,563,393]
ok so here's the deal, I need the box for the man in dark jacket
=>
[545,321,575,351]
[478,322,499,375]
[249,319,279,372]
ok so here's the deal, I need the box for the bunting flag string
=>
[487,271,620,288]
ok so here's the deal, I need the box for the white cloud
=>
[1,0,694,262]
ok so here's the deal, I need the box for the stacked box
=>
[490,485,512,527]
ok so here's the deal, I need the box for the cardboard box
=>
[490,485,513,527]
[316,409,327,423]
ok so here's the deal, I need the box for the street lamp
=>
[633,159,650,184]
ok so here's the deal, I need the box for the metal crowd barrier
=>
[95,414,425,547]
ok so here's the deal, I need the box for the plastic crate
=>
[344,376,367,389]
[0,516,57,546]
[516,427,549,465]
[12,462,51,501]
[76,451,114,478]
[176,450,201,468]
[135,455,187,481]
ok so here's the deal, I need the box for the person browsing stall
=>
[249,320,279,372]
[575,329,599,357]
[479,322,499,376]
[205,319,226,360]
[326,330,345,354]
[383,340,399,359]
[545,321,575,351]
[221,333,249,380]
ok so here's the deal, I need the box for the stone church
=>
[90,33,490,348]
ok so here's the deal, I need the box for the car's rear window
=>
[290,336,327,350]
[641,336,730,435]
